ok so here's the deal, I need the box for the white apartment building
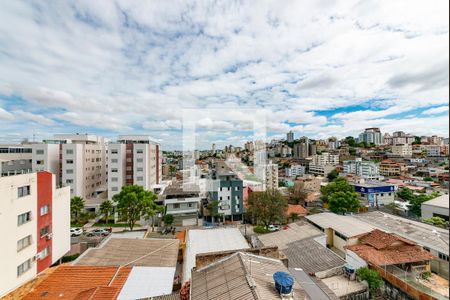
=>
[0,172,70,297]
[254,161,278,190]
[311,152,339,166]
[343,158,381,180]
[32,134,108,199]
[391,144,413,157]
[285,164,305,178]
[416,145,441,157]
[0,145,33,177]
[108,135,162,199]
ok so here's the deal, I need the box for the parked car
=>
[267,225,280,232]
[86,229,110,237]
[70,227,82,237]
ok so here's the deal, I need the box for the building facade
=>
[358,128,383,145]
[343,158,380,180]
[286,131,294,143]
[32,134,108,199]
[0,172,70,297]
[0,145,33,177]
[391,144,412,157]
[353,181,397,207]
[108,135,162,199]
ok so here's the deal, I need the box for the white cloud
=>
[13,110,56,126]
[0,106,14,120]
[422,106,449,115]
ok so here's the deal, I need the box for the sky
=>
[0,0,448,150]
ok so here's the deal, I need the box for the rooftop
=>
[353,211,449,254]
[422,194,449,209]
[183,228,249,282]
[75,238,179,268]
[258,221,323,250]
[321,275,368,298]
[348,229,435,266]
[22,266,131,300]
[191,252,310,300]
[283,237,346,275]
[306,213,376,238]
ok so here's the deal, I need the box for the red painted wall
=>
[36,172,53,273]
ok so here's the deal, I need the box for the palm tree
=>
[70,196,85,224]
[99,200,113,224]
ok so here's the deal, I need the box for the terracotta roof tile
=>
[358,229,415,249]
[22,266,132,300]
[286,204,308,216]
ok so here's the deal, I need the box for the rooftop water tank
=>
[273,272,294,295]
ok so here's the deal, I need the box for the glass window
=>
[111,177,118,182]
[66,169,73,174]
[137,176,143,181]
[111,187,118,191]
[111,168,118,173]
[173,204,180,209]
[40,226,50,238]
[66,159,73,164]
[35,150,44,155]
[136,158,143,163]
[17,235,32,252]
[136,149,143,154]
[111,149,118,154]
[17,259,32,276]
[18,186,31,198]
[137,167,143,172]
[66,179,73,184]
[111,159,118,163]
[40,247,49,259]
[40,205,49,216]
[66,149,73,154]
[18,212,31,226]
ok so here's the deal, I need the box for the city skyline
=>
[0,1,449,150]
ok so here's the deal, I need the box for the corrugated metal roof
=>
[305,213,375,238]
[191,252,311,300]
[183,228,249,282]
[117,267,176,300]
[75,238,179,268]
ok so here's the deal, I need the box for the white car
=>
[267,225,280,232]
[70,227,82,237]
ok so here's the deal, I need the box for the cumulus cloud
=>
[422,106,449,115]
[0,0,448,148]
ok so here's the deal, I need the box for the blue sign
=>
[368,193,375,207]
[354,185,396,194]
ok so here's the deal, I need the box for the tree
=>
[409,192,440,217]
[423,216,449,227]
[289,213,299,222]
[356,267,383,298]
[321,177,354,203]
[99,200,113,224]
[207,200,222,225]
[163,214,174,227]
[112,185,158,231]
[412,136,421,145]
[168,165,177,176]
[329,191,361,214]
[345,136,356,147]
[423,176,433,181]
[327,169,339,181]
[247,189,288,228]
[70,196,85,224]
[396,188,414,201]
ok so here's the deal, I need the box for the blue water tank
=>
[273,272,294,294]
[344,264,355,274]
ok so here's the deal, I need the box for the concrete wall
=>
[333,232,347,253]
[345,250,368,270]
[421,204,449,220]
[52,184,70,264]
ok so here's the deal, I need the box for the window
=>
[111,168,118,173]
[18,212,31,226]
[111,149,118,154]
[111,177,118,182]
[36,160,44,165]
[137,167,143,172]
[17,259,32,277]
[111,159,118,163]
[439,252,449,261]
[40,205,49,216]
[66,159,73,164]
[66,169,73,174]
[173,204,180,209]
[40,226,50,238]
[40,247,49,259]
[66,179,73,184]
[17,235,32,252]
[137,176,143,181]
[111,187,118,191]
[136,158,143,163]
[66,149,73,154]
[18,185,31,198]
[188,203,193,208]
[136,149,143,154]
[35,150,44,155]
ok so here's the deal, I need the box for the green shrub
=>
[254,225,270,234]
[421,271,432,280]
[61,253,80,263]
[356,267,383,298]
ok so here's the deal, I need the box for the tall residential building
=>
[255,161,278,190]
[244,141,254,152]
[343,158,380,180]
[208,162,244,221]
[285,164,305,178]
[0,144,33,177]
[286,131,294,143]
[358,128,383,145]
[308,152,339,177]
[31,134,108,199]
[211,143,216,154]
[0,172,70,297]
[391,144,413,157]
[108,135,162,199]
[293,142,308,159]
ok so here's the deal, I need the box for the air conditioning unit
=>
[32,254,39,261]
[46,233,53,240]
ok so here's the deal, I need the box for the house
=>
[352,181,397,208]
[345,230,447,300]
[161,181,201,226]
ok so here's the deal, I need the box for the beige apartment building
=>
[391,144,412,157]
[31,134,108,199]
[108,135,162,199]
